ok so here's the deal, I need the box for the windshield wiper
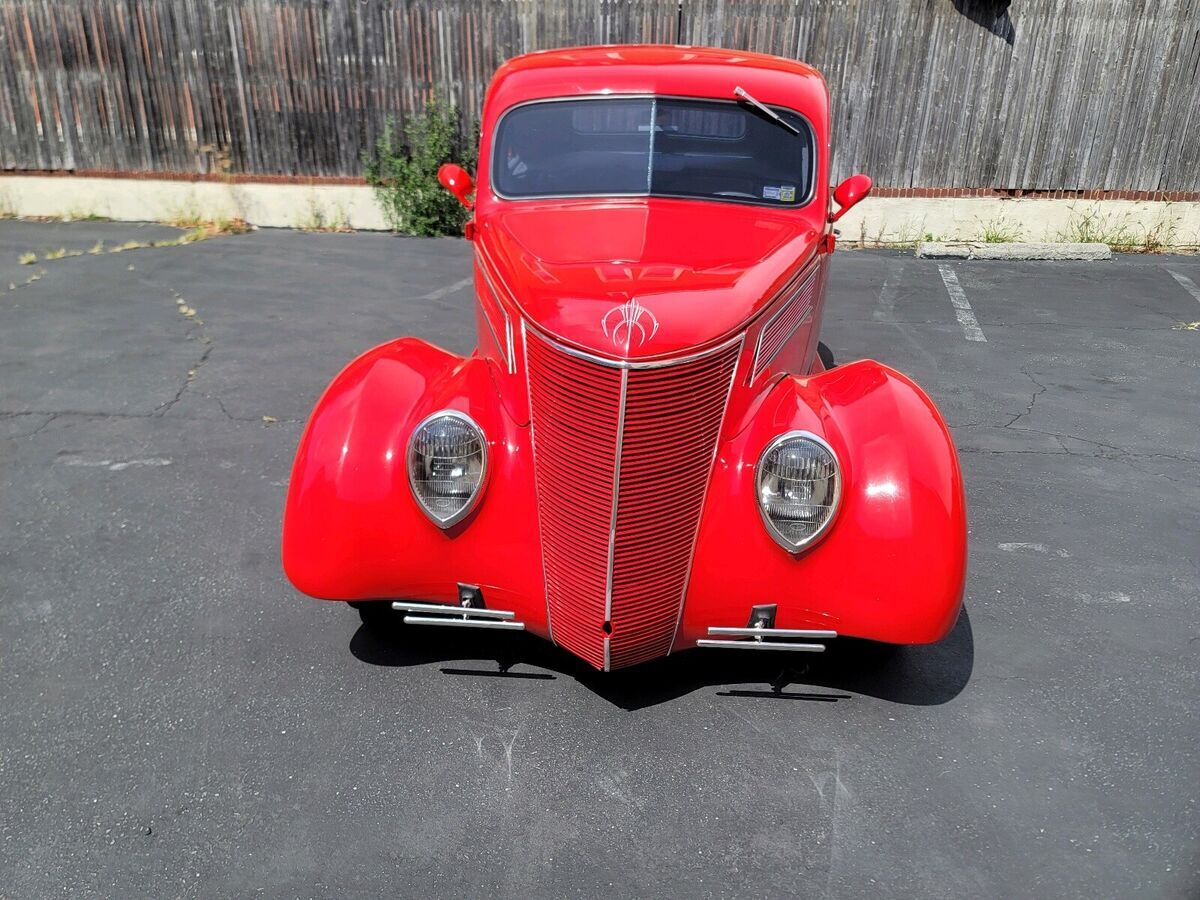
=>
[734,86,801,136]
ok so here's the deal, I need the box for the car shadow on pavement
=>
[348,608,974,711]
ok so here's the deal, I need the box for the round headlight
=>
[407,411,487,528]
[755,431,841,551]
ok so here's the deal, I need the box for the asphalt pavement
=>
[1,220,1197,898]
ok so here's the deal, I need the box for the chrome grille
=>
[525,330,741,669]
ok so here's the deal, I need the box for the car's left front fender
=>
[677,359,967,649]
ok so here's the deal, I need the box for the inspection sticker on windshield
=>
[763,185,797,202]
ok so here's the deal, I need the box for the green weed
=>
[364,101,478,237]
[976,216,1022,243]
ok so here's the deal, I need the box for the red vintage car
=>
[282,45,966,671]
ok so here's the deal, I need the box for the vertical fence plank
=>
[0,0,1194,190]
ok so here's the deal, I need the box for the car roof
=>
[498,44,823,80]
[484,44,829,123]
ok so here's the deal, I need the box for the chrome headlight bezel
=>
[406,409,489,529]
[755,430,842,552]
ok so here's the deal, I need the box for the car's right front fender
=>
[280,337,548,632]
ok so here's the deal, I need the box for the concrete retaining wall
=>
[835,196,1200,249]
[0,176,388,232]
[3,175,1199,248]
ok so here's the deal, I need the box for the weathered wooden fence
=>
[2,0,1198,190]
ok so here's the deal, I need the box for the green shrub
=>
[364,100,477,237]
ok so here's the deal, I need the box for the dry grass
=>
[295,198,353,233]
[1054,203,1180,253]
[180,217,251,242]
[24,218,252,265]
[109,240,148,253]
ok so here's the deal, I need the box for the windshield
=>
[492,97,815,207]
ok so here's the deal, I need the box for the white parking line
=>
[936,264,987,342]
[1166,269,1200,306]
[416,276,474,302]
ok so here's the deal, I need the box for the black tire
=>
[350,600,401,633]
[817,341,836,370]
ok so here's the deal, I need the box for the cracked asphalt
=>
[1,221,1197,898]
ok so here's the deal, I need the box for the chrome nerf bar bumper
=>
[696,623,838,652]
[392,589,526,631]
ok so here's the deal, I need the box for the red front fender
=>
[280,338,550,635]
[677,359,967,649]
[283,342,964,662]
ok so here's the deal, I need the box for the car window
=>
[492,97,814,207]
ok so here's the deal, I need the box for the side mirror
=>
[438,164,475,210]
[830,174,872,223]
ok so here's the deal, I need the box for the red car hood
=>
[475,199,821,360]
